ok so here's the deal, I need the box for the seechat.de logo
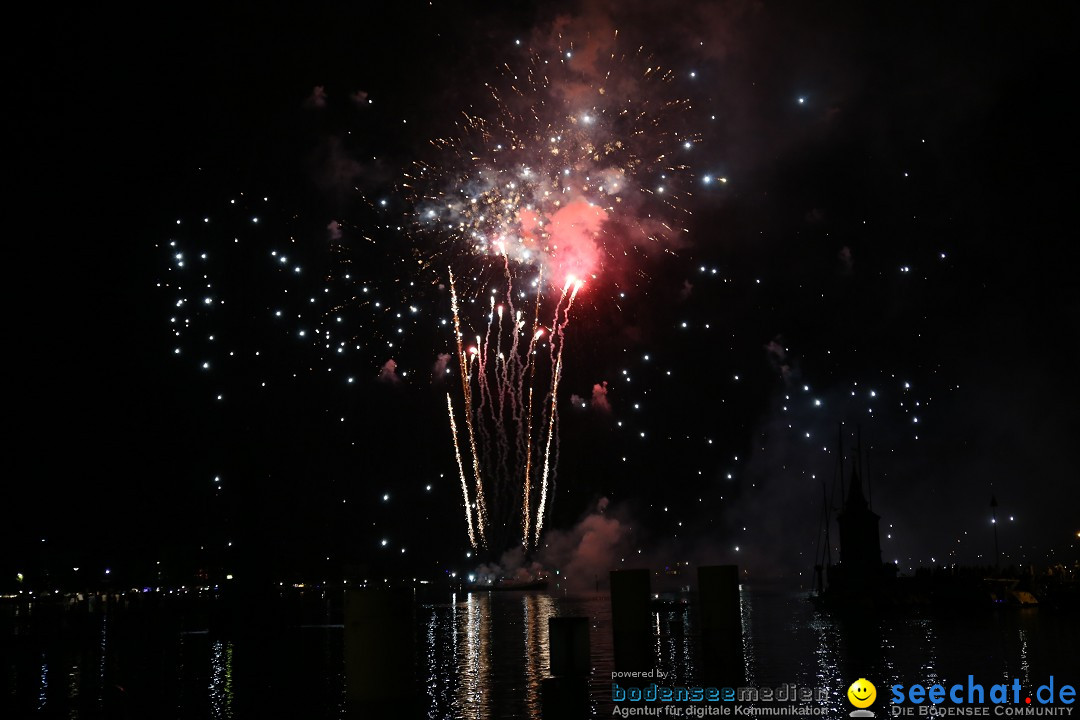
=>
[849,678,878,718]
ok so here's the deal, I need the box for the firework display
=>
[150,7,1073,576]
[408,37,703,551]
[156,29,941,565]
[11,4,1079,716]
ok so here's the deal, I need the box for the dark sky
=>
[7,2,1078,589]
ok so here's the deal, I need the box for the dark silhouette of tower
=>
[837,462,883,579]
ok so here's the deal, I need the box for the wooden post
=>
[541,676,588,719]
[542,616,591,719]
[609,569,652,671]
[344,587,416,714]
[697,565,743,686]
[549,616,590,677]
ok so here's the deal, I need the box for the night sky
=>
[7,2,1078,590]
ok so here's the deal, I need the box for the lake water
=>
[3,588,1077,718]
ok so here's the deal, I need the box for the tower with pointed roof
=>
[837,462,883,576]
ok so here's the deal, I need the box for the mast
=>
[857,425,863,503]
[857,425,872,510]
[837,423,845,501]
[823,482,832,567]
[867,448,873,511]
[990,494,1000,570]
[813,480,832,594]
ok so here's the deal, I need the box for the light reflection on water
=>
[97,614,107,708]
[522,594,555,716]
[459,591,490,718]
[37,653,47,712]
[67,658,80,720]
[740,587,756,687]
[425,591,557,719]
[810,610,843,714]
[1017,626,1031,688]
[209,639,234,719]
[3,589,1076,718]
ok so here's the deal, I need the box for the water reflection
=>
[810,604,844,715]
[915,617,941,686]
[522,594,554,718]
[97,615,107,708]
[458,592,492,719]
[5,589,1075,719]
[740,587,756,686]
[423,591,562,719]
[209,639,234,719]
[67,660,80,720]
[37,653,48,712]
[1017,624,1031,687]
[655,606,695,683]
[879,610,900,697]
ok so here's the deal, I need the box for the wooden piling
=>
[697,565,743,685]
[609,569,652,671]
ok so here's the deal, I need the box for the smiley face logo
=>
[848,678,877,709]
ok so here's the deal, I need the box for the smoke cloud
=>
[570,381,611,413]
[304,85,327,109]
[378,358,399,383]
[311,136,364,192]
[838,245,854,274]
[764,337,793,384]
[680,280,694,301]
[537,497,631,592]
[472,498,632,593]
[432,352,451,383]
[591,381,611,413]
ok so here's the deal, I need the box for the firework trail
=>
[534,276,583,546]
[445,256,588,552]
[520,269,544,547]
[449,270,490,548]
[446,393,478,548]
[451,265,584,552]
